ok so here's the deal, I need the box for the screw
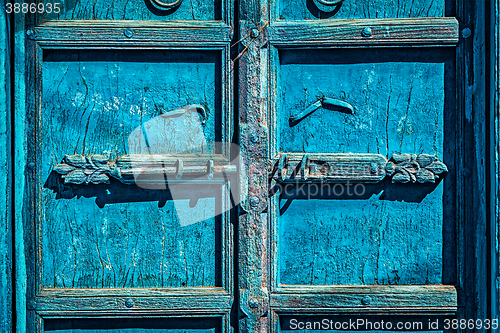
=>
[250,28,259,39]
[361,27,372,37]
[361,296,371,305]
[124,29,134,38]
[248,298,259,308]
[125,299,134,308]
[250,196,260,208]
[462,28,471,39]
[27,299,37,310]
[250,133,260,143]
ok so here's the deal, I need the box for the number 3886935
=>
[5,2,61,14]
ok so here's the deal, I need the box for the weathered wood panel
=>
[42,49,220,156]
[277,0,446,20]
[277,48,453,157]
[40,49,224,288]
[277,184,444,285]
[44,317,221,333]
[269,18,459,47]
[39,0,222,21]
[0,7,12,333]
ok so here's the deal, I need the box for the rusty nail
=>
[361,27,372,37]
[124,29,134,38]
[125,299,134,308]
[250,133,260,143]
[361,296,371,305]
[249,298,259,308]
[27,299,37,310]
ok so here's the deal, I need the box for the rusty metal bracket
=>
[270,153,448,184]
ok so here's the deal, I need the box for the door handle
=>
[160,104,207,125]
[149,0,183,10]
[289,97,354,124]
[316,0,345,6]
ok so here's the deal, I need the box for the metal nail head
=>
[361,27,372,37]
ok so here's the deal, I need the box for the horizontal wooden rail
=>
[268,18,459,47]
[32,21,232,47]
[34,287,232,316]
[271,285,457,313]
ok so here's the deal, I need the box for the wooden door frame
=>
[492,0,500,325]
[1,7,13,333]
[1,0,495,331]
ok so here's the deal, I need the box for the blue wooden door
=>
[15,0,488,332]
[236,1,487,333]
[18,1,235,332]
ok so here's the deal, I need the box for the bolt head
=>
[124,29,134,38]
[250,133,260,143]
[361,27,372,37]
[249,298,259,308]
[361,296,371,305]
[462,28,472,38]
[250,28,259,39]
[125,299,134,308]
[27,300,37,310]
[250,196,260,208]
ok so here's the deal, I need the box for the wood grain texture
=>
[38,49,227,289]
[275,185,445,285]
[38,0,222,21]
[455,0,488,327]
[277,0,446,20]
[0,7,12,333]
[33,21,232,47]
[271,285,457,312]
[268,18,459,47]
[275,48,452,157]
[43,317,222,333]
[34,289,231,315]
[15,12,34,332]
[494,0,500,323]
